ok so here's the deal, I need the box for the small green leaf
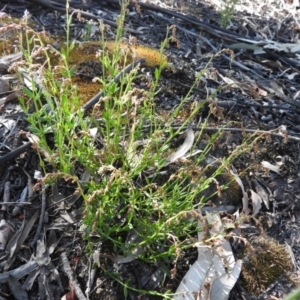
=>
[23,86,34,98]
[69,65,77,77]
[154,68,160,80]
[69,39,75,51]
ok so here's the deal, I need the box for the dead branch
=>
[61,252,87,300]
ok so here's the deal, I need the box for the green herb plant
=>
[219,0,239,27]
[16,0,257,297]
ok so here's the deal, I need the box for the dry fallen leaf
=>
[174,212,242,300]
[261,161,280,174]
[230,169,250,215]
[164,125,194,166]
[0,219,11,251]
[250,189,262,216]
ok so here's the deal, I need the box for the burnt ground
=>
[1,0,300,299]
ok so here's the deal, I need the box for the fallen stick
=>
[171,125,300,141]
[61,252,87,300]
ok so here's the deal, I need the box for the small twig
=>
[85,257,97,299]
[61,252,87,300]
[171,125,300,141]
[90,278,107,296]
[30,0,141,34]
[0,202,32,205]
[30,185,46,247]
[0,142,33,167]
[1,181,10,211]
